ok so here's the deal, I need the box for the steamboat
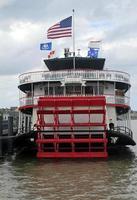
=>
[17,48,136,158]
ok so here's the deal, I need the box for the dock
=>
[0,116,17,157]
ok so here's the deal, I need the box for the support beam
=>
[8,116,13,154]
[0,116,3,157]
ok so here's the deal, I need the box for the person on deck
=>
[109,119,114,130]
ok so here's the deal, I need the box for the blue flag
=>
[88,48,99,58]
[40,42,52,50]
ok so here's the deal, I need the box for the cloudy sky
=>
[0,0,137,109]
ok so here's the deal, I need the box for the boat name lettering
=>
[85,72,97,79]
[20,75,31,84]
[20,71,129,84]
[115,73,129,82]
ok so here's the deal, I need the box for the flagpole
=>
[72,9,75,70]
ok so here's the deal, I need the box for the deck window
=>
[66,84,82,95]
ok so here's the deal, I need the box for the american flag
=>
[47,16,72,39]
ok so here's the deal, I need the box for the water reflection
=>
[0,120,137,200]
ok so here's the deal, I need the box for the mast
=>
[72,9,75,70]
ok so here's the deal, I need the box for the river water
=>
[0,121,137,200]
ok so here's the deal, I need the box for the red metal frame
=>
[36,96,108,158]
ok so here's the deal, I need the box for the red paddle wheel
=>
[36,96,108,158]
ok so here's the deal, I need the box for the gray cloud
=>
[0,0,15,9]
[0,0,137,108]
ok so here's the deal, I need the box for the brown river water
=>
[0,120,137,200]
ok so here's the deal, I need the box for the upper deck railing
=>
[19,69,130,86]
[19,94,130,107]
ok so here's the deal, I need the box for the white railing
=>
[19,69,130,85]
[19,95,130,107]
[106,95,130,105]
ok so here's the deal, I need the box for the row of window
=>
[44,85,104,96]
